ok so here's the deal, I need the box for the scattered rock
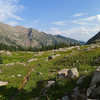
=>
[26,58,37,63]
[58,68,69,78]
[17,74,22,77]
[36,72,43,76]
[68,68,79,78]
[6,63,14,67]
[44,81,55,88]
[48,56,53,60]
[0,81,8,86]
[48,54,61,60]
[6,51,12,56]
[16,62,26,66]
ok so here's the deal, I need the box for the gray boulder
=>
[61,95,69,100]
[90,67,100,86]
[68,68,79,78]
[58,69,69,78]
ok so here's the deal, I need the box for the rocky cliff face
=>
[0,22,83,48]
[86,31,100,44]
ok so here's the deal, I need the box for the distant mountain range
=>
[86,31,100,44]
[0,22,84,48]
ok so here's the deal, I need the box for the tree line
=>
[0,42,80,52]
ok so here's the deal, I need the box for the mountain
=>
[55,35,85,45]
[0,22,83,48]
[86,31,100,44]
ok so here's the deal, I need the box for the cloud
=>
[72,14,100,25]
[73,13,87,17]
[51,21,67,25]
[0,0,24,22]
[48,27,70,35]
[48,25,100,41]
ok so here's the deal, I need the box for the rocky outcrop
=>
[87,67,100,99]
[68,68,79,78]
[58,68,79,79]
[59,67,100,100]
[58,69,69,78]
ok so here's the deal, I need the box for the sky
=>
[0,0,100,42]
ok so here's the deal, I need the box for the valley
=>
[0,44,100,100]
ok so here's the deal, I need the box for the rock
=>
[0,81,8,86]
[44,81,55,88]
[6,51,12,56]
[68,68,79,78]
[87,85,96,97]
[96,66,100,71]
[17,74,21,77]
[48,56,53,60]
[71,93,86,100]
[36,72,43,76]
[26,58,37,63]
[61,95,69,100]
[77,75,87,84]
[48,54,60,60]
[95,57,100,64]
[58,69,69,78]
[90,86,100,98]
[73,86,79,93]
[90,67,100,86]
[16,62,26,66]
[6,63,14,67]
[87,67,100,98]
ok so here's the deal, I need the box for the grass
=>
[0,44,100,100]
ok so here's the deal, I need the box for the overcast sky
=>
[0,0,100,42]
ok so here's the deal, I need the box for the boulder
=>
[87,67,100,98]
[44,81,55,88]
[0,81,8,86]
[61,95,69,100]
[90,86,100,98]
[58,69,69,78]
[68,68,79,78]
[77,75,87,84]
[90,67,100,86]
[17,74,22,77]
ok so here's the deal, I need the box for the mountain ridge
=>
[0,22,84,48]
[86,31,100,44]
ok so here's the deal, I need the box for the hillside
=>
[0,22,83,49]
[86,31,100,44]
[0,44,100,100]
